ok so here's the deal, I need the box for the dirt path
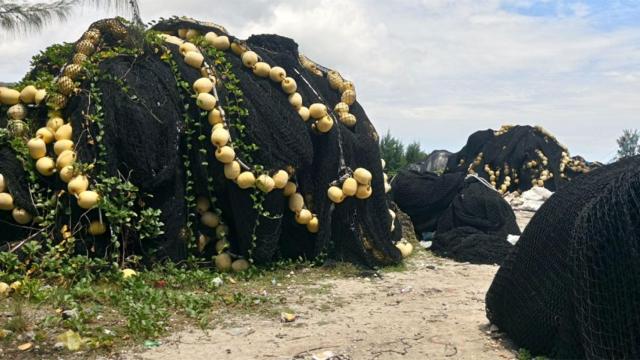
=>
[127,211,535,360]
[128,253,515,360]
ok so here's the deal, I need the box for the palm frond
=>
[0,0,77,33]
[78,0,142,24]
[0,0,141,34]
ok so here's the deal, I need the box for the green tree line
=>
[379,130,428,175]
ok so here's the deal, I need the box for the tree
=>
[0,0,140,33]
[616,129,639,159]
[379,130,406,175]
[405,141,428,165]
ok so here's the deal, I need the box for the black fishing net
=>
[485,155,640,358]
[391,170,466,234]
[445,125,591,193]
[0,147,35,246]
[431,177,520,264]
[406,150,452,174]
[0,17,402,267]
[392,170,519,264]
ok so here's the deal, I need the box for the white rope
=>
[465,173,499,193]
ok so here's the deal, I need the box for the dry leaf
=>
[18,342,33,351]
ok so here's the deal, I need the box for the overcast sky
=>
[1,0,639,162]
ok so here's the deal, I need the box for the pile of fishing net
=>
[0,17,403,270]
[486,155,640,358]
[406,150,451,174]
[444,125,593,194]
[391,170,520,264]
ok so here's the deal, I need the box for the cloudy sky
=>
[1,0,639,162]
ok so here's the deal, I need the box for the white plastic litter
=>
[509,187,554,212]
[419,241,433,249]
[522,187,553,202]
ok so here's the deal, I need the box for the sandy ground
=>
[127,211,534,360]
[128,256,514,360]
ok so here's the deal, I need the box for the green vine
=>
[204,45,259,164]
[160,46,207,253]
[83,49,165,264]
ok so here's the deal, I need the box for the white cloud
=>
[1,0,639,162]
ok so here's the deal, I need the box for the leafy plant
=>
[379,130,407,175]
[616,129,639,160]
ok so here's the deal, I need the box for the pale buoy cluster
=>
[160,27,375,238]
[1,84,47,139]
[1,20,395,265]
[378,159,412,258]
[326,167,373,204]
[0,174,33,224]
[381,160,411,258]
[0,25,109,230]
[0,85,48,224]
[326,70,358,128]
[467,125,591,194]
[161,27,325,267]
[26,117,100,211]
[297,52,358,130]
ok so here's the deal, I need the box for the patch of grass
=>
[0,256,389,358]
[379,262,408,273]
[517,348,548,360]
[5,302,28,333]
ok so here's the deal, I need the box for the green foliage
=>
[379,131,431,174]
[405,141,428,165]
[95,176,165,262]
[616,129,639,160]
[379,130,407,175]
[517,348,548,360]
[0,0,140,33]
[0,1,75,33]
[205,45,260,163]
[23,42,74,83]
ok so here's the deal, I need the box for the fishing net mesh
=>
[445,125,592,193]
[392,170,519,264]
[486,155,640,358]
[0,17,402,267]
